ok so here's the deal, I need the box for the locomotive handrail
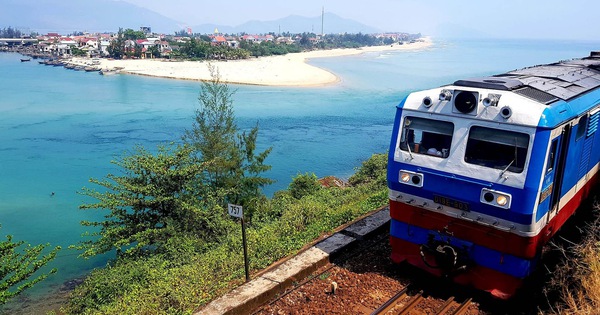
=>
[417,168,493,187]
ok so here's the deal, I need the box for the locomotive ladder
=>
[370,287,473,315]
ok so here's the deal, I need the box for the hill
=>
[192,13,382,35]
[0,0,183,34]
[1,0,382,35]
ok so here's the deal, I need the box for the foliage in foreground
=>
[63,153,389,314]
[73,65,272,259]
[72,144,231,258]
[0,227,60,305]
[547,200,600,315]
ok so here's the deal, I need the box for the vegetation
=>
[238,39,301,57]
[64,153,388,314]
[0,227,60,305]
[547,200,600,314]
[0,27,23,38]
[174,39,250,60]
[288,173,322,199]
[183,64,273,218]
[62,64,389,314]
[107,28,150,59]
[171,32,420,61]
[72,144,228,258]
[70,47,86,56]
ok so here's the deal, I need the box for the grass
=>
[546,196,600,314]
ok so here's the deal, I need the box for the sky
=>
[118,0,600,40]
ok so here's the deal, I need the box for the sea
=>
[1,37,599,312]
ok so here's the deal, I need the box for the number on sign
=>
[228,204,243,218]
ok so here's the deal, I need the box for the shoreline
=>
[70,37,433,87]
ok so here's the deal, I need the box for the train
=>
[387,51,600,299]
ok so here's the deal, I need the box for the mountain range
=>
[1,0,382,35]
[191,13,381,35]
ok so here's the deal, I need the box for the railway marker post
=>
[228,203,249,282]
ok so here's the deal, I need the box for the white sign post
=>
[227,203,243,218]
[228,204,249,282]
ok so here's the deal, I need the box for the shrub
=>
[288,173,322,199]
[348,153,388,186]
[64,154,391,314]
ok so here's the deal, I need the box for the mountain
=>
[191,13,383,35]
[1,0,381,36]
[0,0,183,34]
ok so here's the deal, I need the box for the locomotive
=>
[387,51,600,299]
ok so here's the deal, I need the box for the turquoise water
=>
[1,38,599,309]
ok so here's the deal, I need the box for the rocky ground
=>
[253,226,557,315]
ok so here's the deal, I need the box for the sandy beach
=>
[71,37,432,87]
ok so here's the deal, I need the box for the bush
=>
[288,173,322,199]
[348,153,388,186]
[64,154,390,314]
[548,203,600,314]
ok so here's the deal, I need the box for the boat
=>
[99,68,119,76]
[20,58,31,62]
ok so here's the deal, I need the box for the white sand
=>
[71,37,432,87]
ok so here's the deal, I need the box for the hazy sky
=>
[119,0,599,40]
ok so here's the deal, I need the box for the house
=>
[276,36,294,44]
[57,37,77,55]
[240,34,274,44]
[156,40,172,57]
[227,39,239,48]
[210,35,227,46]
[99,39,110,56]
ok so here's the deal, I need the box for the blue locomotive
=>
[387,51,600,299]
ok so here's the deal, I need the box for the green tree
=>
[107,28,125,59]
[122,28,146,40]
[184,65,273,216]
[0,227,60,304]
[148,45,161,58]
[73,143,229,258]
[71,47,86,57]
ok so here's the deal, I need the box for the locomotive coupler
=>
[419,233,471,277]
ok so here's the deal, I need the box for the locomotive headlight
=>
[400,173,411,183]
[453,91,478,114]
[480,188,511,209]
[496,195,508,206]
[399,170,423,188]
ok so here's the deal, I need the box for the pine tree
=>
[74,144,229,258]
[184,64,273,215]
[0,228,60,304]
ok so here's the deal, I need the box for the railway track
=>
[370,287,473,315]
[254,225,482,315]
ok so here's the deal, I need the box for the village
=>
[0,26,421,61]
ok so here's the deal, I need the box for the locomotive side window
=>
[399,117,454,158]
[546,140,558,174]
[575,114,588,141]
[464,126,529,173]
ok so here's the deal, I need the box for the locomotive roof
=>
[454,51,600,105]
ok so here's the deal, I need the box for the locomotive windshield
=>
[399,117,454,158]
[464,126,529,173]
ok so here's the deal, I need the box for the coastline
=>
[70,37,432,87]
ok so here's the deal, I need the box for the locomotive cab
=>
[388,54,600,299]
[387,70,597,299]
